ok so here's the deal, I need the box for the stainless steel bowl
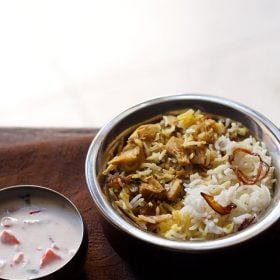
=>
[85,94,280,253]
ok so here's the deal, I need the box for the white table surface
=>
[0,0,279,128]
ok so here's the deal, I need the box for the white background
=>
[0,0,279,128]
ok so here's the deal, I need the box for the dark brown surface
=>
[0,128,279,279]
[0,128,135,280]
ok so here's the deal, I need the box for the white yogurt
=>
[0,192,83,279]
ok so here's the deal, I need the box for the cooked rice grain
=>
[103,109,276,241]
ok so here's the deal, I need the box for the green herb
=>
[26,269,39,274]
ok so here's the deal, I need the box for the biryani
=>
[102,109,276,241]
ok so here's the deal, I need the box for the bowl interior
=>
[86,94,280,252]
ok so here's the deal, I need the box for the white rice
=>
[179,135,274,237]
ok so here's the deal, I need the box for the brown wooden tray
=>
[0,128,135,280]
[0,128,279,279]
